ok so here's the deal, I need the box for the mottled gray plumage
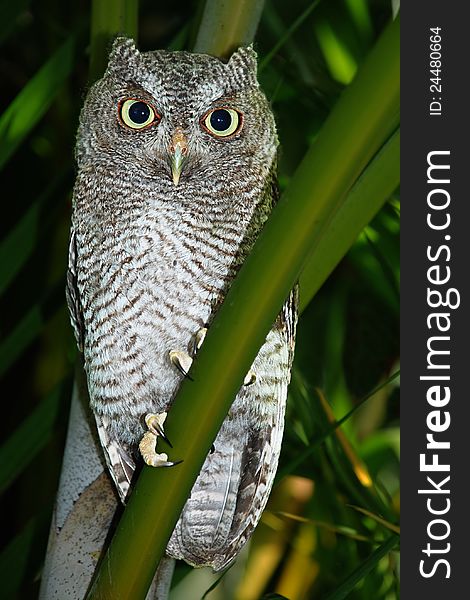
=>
[67,37,297,571]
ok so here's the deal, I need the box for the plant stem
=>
[193,0,266,57]
[299,127,400,312]
[259,0,321,72]
[89,0,138,82]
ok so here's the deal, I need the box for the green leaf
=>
[0,380,69,493]
[299,128,399,313]
[200,569,230,599]
[0,0,31,44]
[323,534,399,600]
[0,519,37,599]
[0,282,64,378]
[259,0,321,72]
[347,505,400,534]
[0,510,52,598]
[0,35,76,170]
[0,170,69,297]
[277,370,400,480]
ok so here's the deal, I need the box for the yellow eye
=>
[202,108,241,137]
[119,99,159,129]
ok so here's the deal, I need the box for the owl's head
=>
[76,38,278,194]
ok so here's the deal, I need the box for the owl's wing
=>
[279,283,299,362]
[65,229,84,352]
[214,286,298,570]
[167,287,298,571]
[95,413,136,503]
[67,230,135,503]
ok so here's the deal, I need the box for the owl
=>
[66,37,297,572]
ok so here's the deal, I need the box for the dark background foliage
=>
[0,1,399,598]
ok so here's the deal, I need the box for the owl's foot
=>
[193,327,207,354]
[145,412,172,447]
[139,413,181,467]
[170,329,254,387]
[169,350,193,379]
[170,327,208,380]
[244,371,257,386]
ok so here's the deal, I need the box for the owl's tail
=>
[149,556,176,600]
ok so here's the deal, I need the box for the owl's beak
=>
[169,129,188,186]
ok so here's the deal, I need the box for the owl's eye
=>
[202,108,241,138]
[119,99,160,129]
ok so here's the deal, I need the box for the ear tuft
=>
[227,46,258,85]
[106,37,140,74]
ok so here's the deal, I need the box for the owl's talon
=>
[169,350,194,380]
[193,327,208,355]
[139,431,174,467]
[140,414,180,467]
[145,412,172,447]
[243,371,256,386]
